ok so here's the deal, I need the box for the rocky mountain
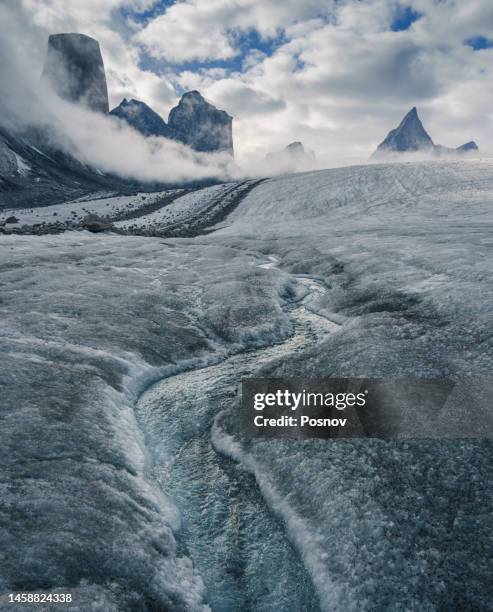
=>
[168,91,233,155]
[41,33,233,155]
[0,125,140,208]
[110,91,234,156]
[282,142,307,156]
[0,123,215,210]
[42,33,109,113]
[456,141,479,153]
[372,107,478,158]
[0,31,233,208]
[109,98,171,138]
[373,107,433,156]
[264,141,316,174]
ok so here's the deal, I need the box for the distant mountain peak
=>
[264,141,316,174]
[168,91,233,155]
[110,92,234,156]
[285,141,305,154]
[110,98,171,138]
[374,107,434,156]
[456,141,478,153]
[180,90,205,102]
[41,33,109,113]
[372,107,478,159]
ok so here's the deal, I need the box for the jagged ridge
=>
[110,91,234,156]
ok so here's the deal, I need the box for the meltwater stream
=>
[136,257,340,611]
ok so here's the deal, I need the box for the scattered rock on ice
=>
[81,213,113,233]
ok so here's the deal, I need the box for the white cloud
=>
[135,0,335,62]
[135,1,237,62]
[170,0,493,162]
[5,0,493,172]
[20,0,177,115]
[0,1,233,183]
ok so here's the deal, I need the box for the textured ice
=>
[1,160,492,610]
[0,190,181,226]
[0,232,291,609]
[114,184,233,229]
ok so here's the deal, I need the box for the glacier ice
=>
[1,160,492,610]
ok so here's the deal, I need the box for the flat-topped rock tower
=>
[42,33,109,113]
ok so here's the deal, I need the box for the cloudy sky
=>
[13,0,493,163]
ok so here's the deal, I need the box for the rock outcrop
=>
[372,107,478,159]
[373,107,433,156]
[168,91,233,156]
[456,141,479,153]
[110,98,171,138]
[264,141,316,174]
[42,33,109,113]
[81,213,114,233]
[110,91,234,156]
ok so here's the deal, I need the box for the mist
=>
[0,2,237,185]
[0,2,375,185]
[3,2,488,188]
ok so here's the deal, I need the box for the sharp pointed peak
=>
[373,106,433,155]
[402,106,419,120]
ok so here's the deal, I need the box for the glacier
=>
[0,160,492,610]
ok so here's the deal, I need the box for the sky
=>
[8,0,493,165]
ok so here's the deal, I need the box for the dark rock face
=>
[168,91,233,155]
[284,141,305,155]
[110,98,171,138]
[109,91,234,156]
[0,123,162,209]
[42,33,109,113]
[456,141,479,153]
[374,107,434,156]
[372,108,478,158]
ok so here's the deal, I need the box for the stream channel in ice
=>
[136,256,341,611]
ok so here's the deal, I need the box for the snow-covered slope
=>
[0,189,184,226]
[114,180,260,234]
[1,160,492,611]
[223,160,493,228]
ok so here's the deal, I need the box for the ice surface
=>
[0,190,182,226]
[114,184,232,229]
[1,160,492,610]
[0,232,291,609]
